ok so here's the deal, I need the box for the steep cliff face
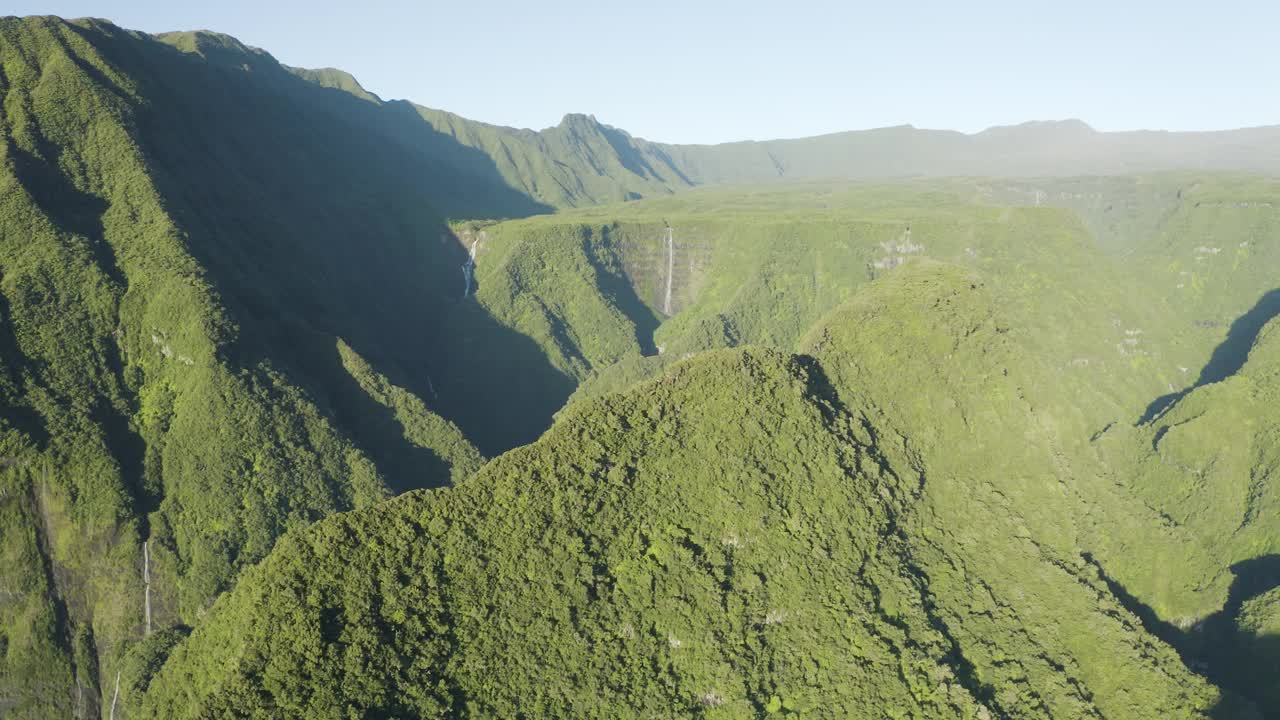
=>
[0,17,483,714]
[5,13,1280,719]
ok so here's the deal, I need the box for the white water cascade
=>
[461,239,478,298]
[662,226,675,315]
[108,670,120,720]
[143,540,152,635]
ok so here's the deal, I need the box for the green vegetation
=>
[132,349,995,718]
[800,262,1223,718]
[5,13,1280,720]
[436,178,1280,715]
[0,16,483,714]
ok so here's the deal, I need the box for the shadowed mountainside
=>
[6,13,1280,720]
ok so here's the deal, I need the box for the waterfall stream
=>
[662,226,674,315]
[462,239,478,298]
[143,540,152,635]
[108,671,120,720]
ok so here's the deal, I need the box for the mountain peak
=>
[153,29,277,72]
[558,112,602,129]
[977,118,1097,137]
[155,29,259,55]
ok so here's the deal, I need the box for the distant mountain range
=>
[320,74,1280,214]
[141,23,1280,217]
[4,15,1280,720]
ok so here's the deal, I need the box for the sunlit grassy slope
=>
[436,177,1280,716]
[460,178,1278,430]
[6,13,1280,719]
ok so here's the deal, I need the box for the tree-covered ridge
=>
[147,26,697,215]
[654,121,1280,186]
[0,15,482,715]
[461,181,1195,424]
[127,281,1243,719]
[801,261,1229,718]
[4,12,1280,719]
[131,348,993,718]
[1094,314,1280,710]
[435,179,1280,713]
[135,25,1280,217]
[410,109,695,209]
[500,181,1280,715]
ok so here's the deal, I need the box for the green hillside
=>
[0,16,484,715]
[461,181,1187,424]
[129,348,999,718]
[800,262,1227,718]
[125,299,1226,718]
[1096,314,1280,709]
[127,29,1280,218]
[425,180,1280,715]
[4,12,1280,720]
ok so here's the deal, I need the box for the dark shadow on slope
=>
[1200,557,1280,719]
[91,398,151,523]
[6,143,124,290]
[429,300,578,457]
[1085,552,1280,718]
[278,324,454,493]
[1082,552,1196,660]
[596,123,677,187]
[1139,289,1280,424]
[1196,289,1280,386]
[63,23,574,460]
[67,22,554,222]
[595,226,662,356]
[6,140,153,519]
[377,98,558,219]
[0,285,50,449]
[1138,392,1181,426]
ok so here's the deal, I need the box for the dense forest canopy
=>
[1,14,1280,719]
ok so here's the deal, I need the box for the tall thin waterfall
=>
[662,226,674,315]
[108,671,120,720]
[143,540,152,635]
[462,239,478,298]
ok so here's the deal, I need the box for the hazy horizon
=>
[7,11,1280,718]
[8,1,1278,144]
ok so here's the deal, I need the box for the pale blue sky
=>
[10,1,1278,143]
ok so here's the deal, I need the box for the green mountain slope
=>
[0,16,487,715]
[5,13,1280,720]
[446,177,1280,705]
[131,348,989,718]
[411,109,694,208]
[430,185,1280,714]
[455,175,1280,432]
[127,333,1231,718]
[131,28,1280,217]
[802,261,1229,718]
[1097,315,1280,711]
